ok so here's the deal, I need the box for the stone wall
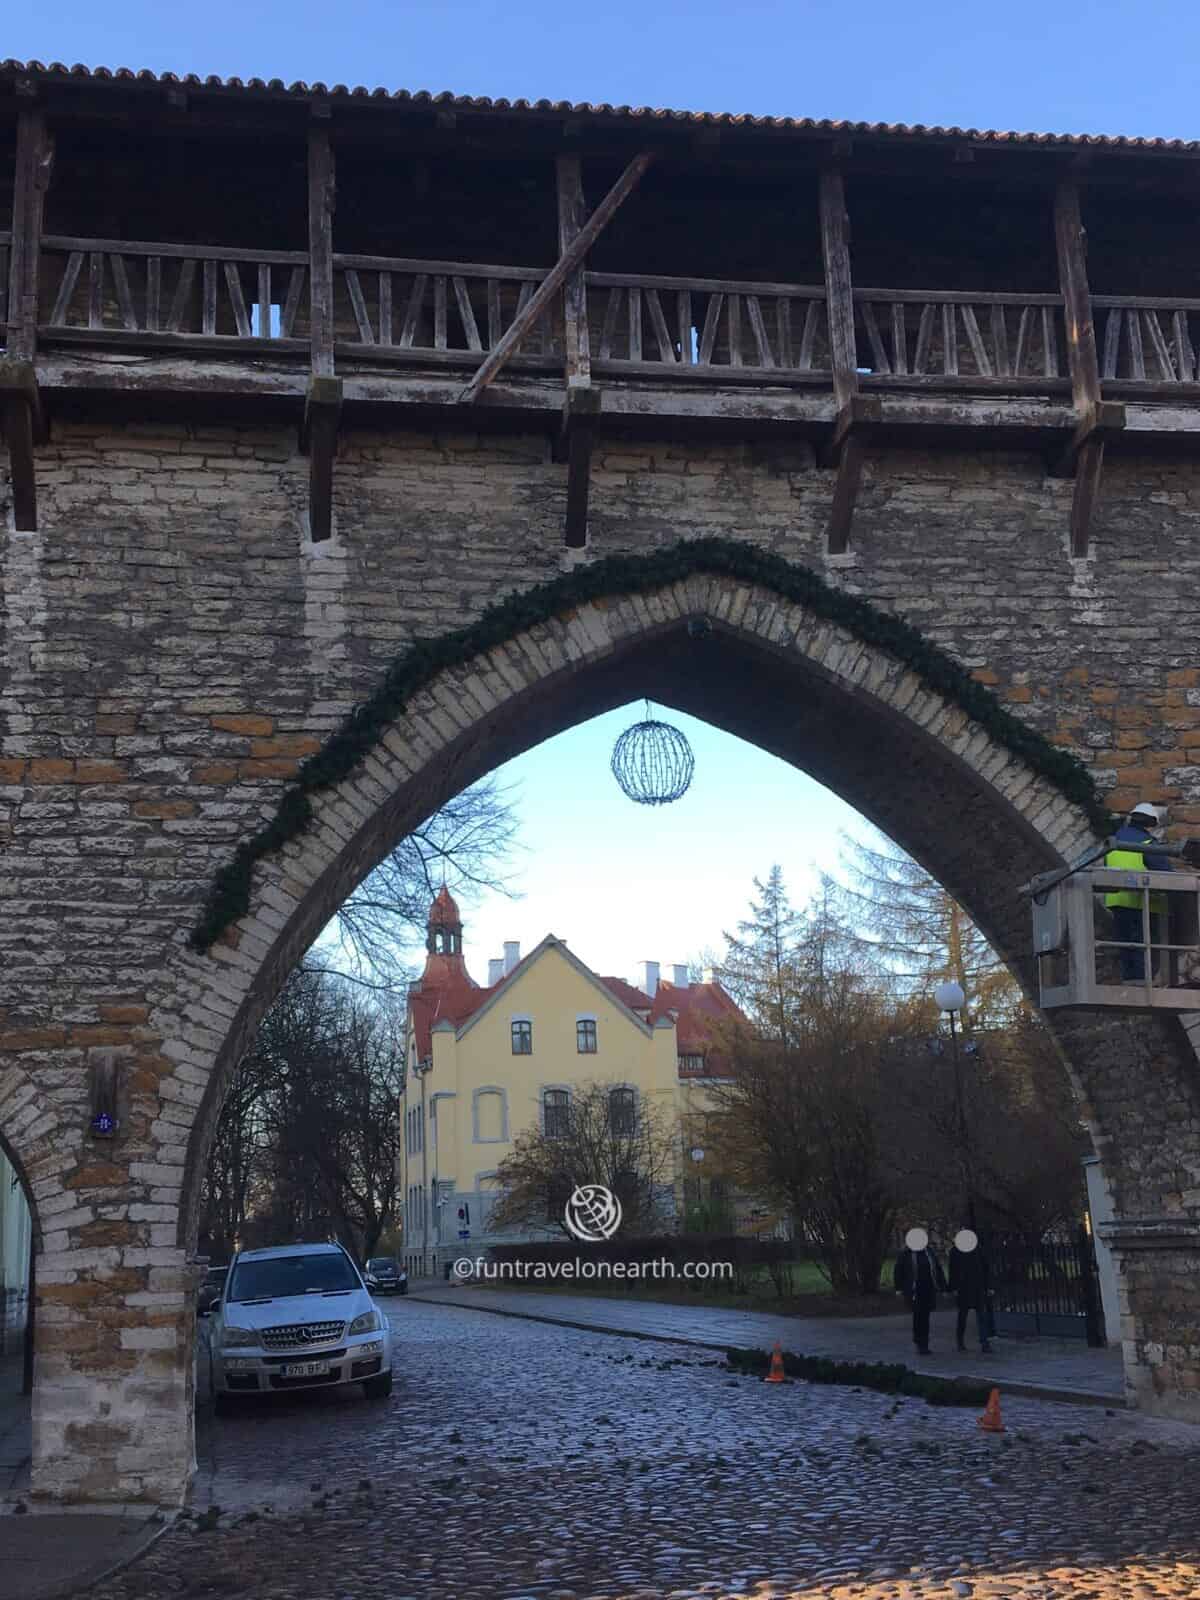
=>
[2,416,1199,1501]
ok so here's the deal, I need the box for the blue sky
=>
[12,0,1200,142]
[452,707,871,984]
[19,3,1186,973]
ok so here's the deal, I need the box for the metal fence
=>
[987,1227,1106,1345]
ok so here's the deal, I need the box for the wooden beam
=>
[302,375,342,542]
[819,171,858,411]
[561,384,601,548]
[459,151,654,404]
[1069,435,1105,559]
[819,172,867,552]
[823,396,880,555]
[7,106,53,365]
[307,124,336,379]
[1052,398,1126,477]
[827,435,864,556]
[556,154,591,389]
[1055,181,1101,415]
[1054,179,1108,555]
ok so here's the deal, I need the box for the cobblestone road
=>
[90,1301,1200,1600]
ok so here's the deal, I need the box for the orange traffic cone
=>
[977,1387,1005,1433]
[764,1341,786,1384]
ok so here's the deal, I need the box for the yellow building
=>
[399,890,746,1273]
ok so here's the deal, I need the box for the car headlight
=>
[221,1325,256,1349]
[348,1308,382,1335]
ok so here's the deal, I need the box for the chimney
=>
[672,964,689,988]
[488,958,504,985]
[503,941,520,975]
[642,960,659,997]
[702,966,717,985]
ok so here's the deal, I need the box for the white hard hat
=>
[1130,802,1160,823]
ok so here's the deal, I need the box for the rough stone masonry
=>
[2,416,1200,1503]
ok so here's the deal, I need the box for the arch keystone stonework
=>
[4,456,1200,1505]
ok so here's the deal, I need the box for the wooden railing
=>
[40,236,310,342]
[331,255,554,358]
[27,234,1200,398]
[585,272,830,374]
[1094,297,1200,385]
[852,289,1068,382]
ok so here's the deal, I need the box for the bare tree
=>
[487,1081,677,1238]
[203,966,403,1261]
[320,777,521,993]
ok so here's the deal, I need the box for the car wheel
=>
[363,1371,393,1400]
[399,1286,408,1295]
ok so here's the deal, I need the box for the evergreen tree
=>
[836,831,1020,1029]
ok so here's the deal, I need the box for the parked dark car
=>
[364,1257,408,1295]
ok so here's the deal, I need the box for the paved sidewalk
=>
[0,1513,165,1600]
[1,1367,165,1600]
[414,1284,1125,1403]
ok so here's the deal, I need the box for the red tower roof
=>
[429,885,461,926]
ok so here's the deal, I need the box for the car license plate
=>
[282,1360,330,1378]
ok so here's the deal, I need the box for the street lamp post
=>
[933,981,976,1231]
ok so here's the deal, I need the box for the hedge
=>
[723,1344,993,1406]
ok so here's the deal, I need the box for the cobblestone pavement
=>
[87,1301,1200,1600]
[412,1285,1123,1403]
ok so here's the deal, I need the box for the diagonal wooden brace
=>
[300,374,343,543]
[459,151,654,405]
[824,394,881,555]
[0,360,46,532]
[559,384,602,548]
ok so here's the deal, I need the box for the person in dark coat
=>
[893,1227,947,1354]
[948,1227,992,1352]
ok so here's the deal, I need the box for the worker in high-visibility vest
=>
[1105,802,1172,981]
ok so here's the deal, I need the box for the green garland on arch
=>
[188,536,1111,953]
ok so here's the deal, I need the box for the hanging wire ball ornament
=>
[611,702,696,805]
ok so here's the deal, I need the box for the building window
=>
[474,1087,506,1142]
[544,1089,570,1139]
[576,1018,598,1054]
[678,1054,705,1076]
[608,1086,636,1136]
[511,1019,533,1054]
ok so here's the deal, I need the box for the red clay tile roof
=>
[408,973,493,1058]
[598,977,654,1011]
[651,978,746,1073]
[3,61,1197,156]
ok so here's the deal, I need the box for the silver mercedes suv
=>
[207,1241,393,1411]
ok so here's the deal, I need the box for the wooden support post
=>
[820,171,867,553]
[307,123,336,376]
[561,384,601,549]
[1054,180,1113,556]
[459,151,654,404]
[556,154,591,390]
[305,122,339,540]
[302,375,342,544]
[8,104,52,364]
[2,368,39,532]
[556,154,596,546]
[4,104,52,531]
